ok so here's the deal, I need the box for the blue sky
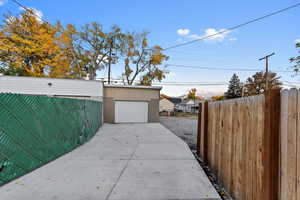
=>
[1,0,300,96]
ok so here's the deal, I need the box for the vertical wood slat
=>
[197,102,202,156]
[241,97,248,199]
[213,102,220,174]
[219,100,226,181]
[231,99,243,199]
[297,90,300,200]
[245,97,253,200]
[203,101,209,163]
[263,89,281,200]
[210,102,216,171]
[225,101,233,193]
[255,95,265,200]
[280,90,289,200]
[200,102,205,158]
[207,103,213,166]
[287,89,297,200]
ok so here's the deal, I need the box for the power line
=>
[152,83,228,86]
[165,64,294,73]
[10,0,50,25]
[163,2,300,51]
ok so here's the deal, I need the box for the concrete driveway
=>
[0,123,220,200]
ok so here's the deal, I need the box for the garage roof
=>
[104,84,162,90]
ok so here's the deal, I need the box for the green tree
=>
[187,88,197,113]
[78,23,123,80]
[225,73,243,99]
[243,71,282,96]
[121,32,169,85]
[290,41,300,73]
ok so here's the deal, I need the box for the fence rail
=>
[0,93,102,186]
[197,89,281,200]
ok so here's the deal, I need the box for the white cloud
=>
[189,28,232,42]
[229,38,237,41]
[168,72,176,77]
[19,7,43,22]
[177,29,190,36]
[0,0,5,6]
[295,39,300,43]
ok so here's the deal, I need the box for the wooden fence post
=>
[197,102,202,156]
[203,101,209,163]
[263,88,281,200]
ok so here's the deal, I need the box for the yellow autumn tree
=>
[122,32,169,85]
[0,9,82,78]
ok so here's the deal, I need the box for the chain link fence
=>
[0,93,102,186]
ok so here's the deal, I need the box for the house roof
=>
[167,97,182,104]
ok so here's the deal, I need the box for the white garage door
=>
[115,101,148,123]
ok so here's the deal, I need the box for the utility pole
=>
[108,37,113,84]
[259,52,275,91]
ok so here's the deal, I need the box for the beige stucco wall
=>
[104,87,159,101]
[103,86,160,123]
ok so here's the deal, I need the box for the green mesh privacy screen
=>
[0,93,102,186]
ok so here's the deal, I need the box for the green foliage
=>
[187,88,197,100]
[121,32,169,85]
[243,71,282,96]
[290,41,300,73]
[225,73,243,99]
[211,95,226,101]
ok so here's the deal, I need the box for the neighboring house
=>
[159,98,174,112]
[178,99,203,113]
[159,97,182,112]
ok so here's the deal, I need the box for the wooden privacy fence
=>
[197,89,281,200]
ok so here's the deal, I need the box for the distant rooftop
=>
[167,97,182,104]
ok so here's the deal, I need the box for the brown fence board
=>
[280,90,289,200]
[255,95,265,200]
[297,90,300,200]
[287,89,297,200]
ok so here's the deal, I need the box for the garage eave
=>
[104,84,162,90]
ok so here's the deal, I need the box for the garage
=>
[115,101,148,123]
[103,85,161,123]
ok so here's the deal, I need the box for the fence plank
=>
[280,90,289,200]
[197,103,202,156]
[203,101,209,163]
[207,102,213,166]
[213,102,220,175]
[210,103,217,172]
[231,99,243,199]
[218,101,225,181]
[254,95,265,200]
[287,89,297,200]
[245,97,253,200]
[263,89,281,200]
[297,89,300,200]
